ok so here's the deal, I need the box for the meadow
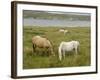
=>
[23,26,90,69]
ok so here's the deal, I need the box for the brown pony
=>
[32,36,55,56]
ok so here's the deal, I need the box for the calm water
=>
[23,18,90,27]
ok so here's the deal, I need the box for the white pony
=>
[59,29,68,35]
[58,41,80,61]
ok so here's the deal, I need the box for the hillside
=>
[23,10,90,21]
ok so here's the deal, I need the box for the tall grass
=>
[23,26,90,69]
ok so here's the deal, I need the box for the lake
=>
[23,18,90,27]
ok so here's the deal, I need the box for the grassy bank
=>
[23,26,90,69]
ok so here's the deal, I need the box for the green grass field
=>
[23,26,90,69]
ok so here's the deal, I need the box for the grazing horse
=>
[58,41,80,61]
[59,29,68,35]
[32,36,55,56]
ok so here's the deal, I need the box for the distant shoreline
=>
[23,18,90,27]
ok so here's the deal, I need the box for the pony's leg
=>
[32,44,35,52]
[58,47,62,61]
[75,47,78,54]
[63,50,65,59]
[50,48,55,56]
[44,48,47,56]
[32,44,36,55]
[77,47,80,53]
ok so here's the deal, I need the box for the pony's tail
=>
[58,44,62,61]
